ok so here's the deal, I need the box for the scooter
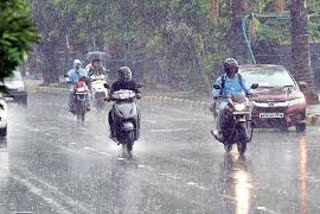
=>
[90,74,108,112]
[104,84,142,154]
[212,83,258,154]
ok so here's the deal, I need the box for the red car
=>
[239,64,307,132]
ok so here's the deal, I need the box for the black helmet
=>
[118,66,132,82]
[223,58,239,73]
[90,54,101,63]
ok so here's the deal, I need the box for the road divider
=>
[29,85,320,126]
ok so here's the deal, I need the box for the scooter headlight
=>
[234,103,246,112]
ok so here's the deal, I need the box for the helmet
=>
[223,58,239,74]
[73,59,82,69]
[118,66,132,82]
[90,54,101,63]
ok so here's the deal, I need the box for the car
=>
[2,70,27,104]
[239,64,307,132]
[0,95,8,137]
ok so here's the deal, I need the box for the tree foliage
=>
[30,0,320,90]
[0,0,38,81]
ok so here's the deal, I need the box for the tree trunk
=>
[290,0,317,103]
[273,0,285,13]
[40,41,60,86]
[229,0,255,63]
[208,0,219,25]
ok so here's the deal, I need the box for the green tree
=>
[0,0,38,82]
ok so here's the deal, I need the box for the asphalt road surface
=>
[0,93,319,214]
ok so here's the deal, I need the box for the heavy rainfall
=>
[0,0,320,213]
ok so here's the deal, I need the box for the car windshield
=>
[4,71,23,81]
[239,67,295,88]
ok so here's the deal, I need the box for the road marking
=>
[256,206,279,214]
[6,173,74,214]
[17,170,95,214]
[186,182,209,190]
[149,128,190,133]
[84,146,94,151]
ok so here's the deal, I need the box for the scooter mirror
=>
[104,83,111,89]
[251,83,259,89]
[213,84,221,90]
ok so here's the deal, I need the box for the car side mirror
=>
[298,81,307,89]
[213,84,221,90]
[104,83,111,89]
[136,84,144,89]
[250,83,259,89]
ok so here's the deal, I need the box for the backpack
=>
[219,73,244,95]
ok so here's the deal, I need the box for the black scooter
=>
[104,84,142,154]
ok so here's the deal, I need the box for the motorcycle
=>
[73,80,90,121]
[212,83,258,154]
[104,84,142,154]
[90,74,108,112]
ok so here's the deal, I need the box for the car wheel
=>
[296,124,306,133]
[0,126,7,137]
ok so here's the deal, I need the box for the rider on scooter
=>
[85,56,107,77]
[211,58,251,141]
[108,66,142,140]
[67,59,90,113]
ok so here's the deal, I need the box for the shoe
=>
[211,129,224,142]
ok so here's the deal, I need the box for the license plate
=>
[259,113,284,119]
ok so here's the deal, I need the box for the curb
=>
[29,85,320,126]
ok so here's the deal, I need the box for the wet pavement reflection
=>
[0,93,319,213]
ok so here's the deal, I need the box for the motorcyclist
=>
[85,56,107,77]
[211,58,251,141]
[66,59,90,112]
[108,66,142,140]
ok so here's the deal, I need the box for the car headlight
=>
[289,97,306,107]
[234,103,246,111]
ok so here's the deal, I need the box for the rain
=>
[0,0,320,214]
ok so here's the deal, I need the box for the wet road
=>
[1,93,320,214]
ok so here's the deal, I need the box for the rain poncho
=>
[67,59,89,90]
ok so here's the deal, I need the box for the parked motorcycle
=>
[90,74,108,112]
[212,83,258,154]
[104,84,142,154]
